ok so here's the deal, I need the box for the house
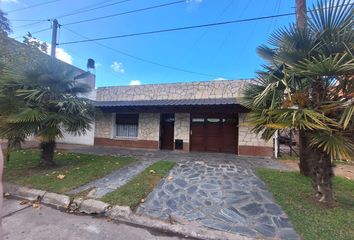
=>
[94,80,274,157]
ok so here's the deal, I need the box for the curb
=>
[4,183,252,240]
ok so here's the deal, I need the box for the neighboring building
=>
[94,80,274,157]
[0,34,96,145]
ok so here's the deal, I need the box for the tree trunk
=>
[311,150,336,206]
[298,130,313,176]
[39,141,56,167]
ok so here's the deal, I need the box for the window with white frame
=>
[115,114,139,138]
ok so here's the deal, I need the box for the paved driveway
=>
[137,155,299,240]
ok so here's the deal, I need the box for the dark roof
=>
[95,98,239,107]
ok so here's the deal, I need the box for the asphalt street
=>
[2,198,186,240]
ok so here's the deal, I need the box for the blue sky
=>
[1,0,319,87]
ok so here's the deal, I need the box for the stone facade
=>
[174,113,190,151]
[94,113,112,139]
[238,114,273,148]
[138,113,160,141]
[97,80,250,101]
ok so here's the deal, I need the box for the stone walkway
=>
[67,158,159,198]
[137,159,299,240]
[41,144,297,239]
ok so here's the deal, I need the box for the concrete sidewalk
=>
[2,198,186,240]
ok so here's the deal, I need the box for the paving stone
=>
[220,207,247,223]
[251,191,264,201]
[184,211,205,221]
[272,216,293,228]
[174,179,187,188]
[204,200,212,206]
[265,203,283,215]
[157,190,166,198]
[255,224,276,238]
[199,219,231,232]
[200,183,219,190]
[166,199,177,211]
[198,189,208,197]
[187,185,198,194]
[257,215,273,225]
[165,184,175,192]
[240,203,264,216]
[188,173,200,179]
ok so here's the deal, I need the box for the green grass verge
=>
[101,160,175,209]
[257,168,354,240]
[4,149,135,194]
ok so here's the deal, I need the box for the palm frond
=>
[309,130,354,160]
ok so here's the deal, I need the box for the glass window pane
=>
[192,118,204,123]
[207,118,220,123]
[116,124,138,137]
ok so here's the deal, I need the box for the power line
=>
[59,11,296,45]
[7,0,61,13]
[13,20,50,29]
[55,0,132,19]
[13,27,52,40]
[62,0,185,26]
[62,26,232,79]
[8,19,47,22]
[12,0,130,29]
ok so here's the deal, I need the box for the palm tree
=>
[243,0,353,205]
[0,63,95,166]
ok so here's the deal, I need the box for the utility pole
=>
[51,19,59,61]
[296,0,307,30]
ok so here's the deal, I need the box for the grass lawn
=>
[257,169,354,240]
[101,160,175,210]
[4,149,135,194]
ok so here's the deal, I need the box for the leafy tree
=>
[23,32,49,53]
[0,9,11,35]
[243,0,353,205]
[0,63,95,166]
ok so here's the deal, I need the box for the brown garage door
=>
[190,114,238,154]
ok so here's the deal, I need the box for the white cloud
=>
[46,45,73,64]
[187,0,203,5]
[186,0,203,10]
[129,80,141,86]
[110,61,125,73]
[54,47,73,64]
[214,77,227,81]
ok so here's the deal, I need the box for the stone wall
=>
[238,114,273,147]
[138,113,160,141]
[174,113,190,144]
[94,112,112,139]
[96,80,250,101]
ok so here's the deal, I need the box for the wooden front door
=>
[160,114,175,150]
[190,114,238,154]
